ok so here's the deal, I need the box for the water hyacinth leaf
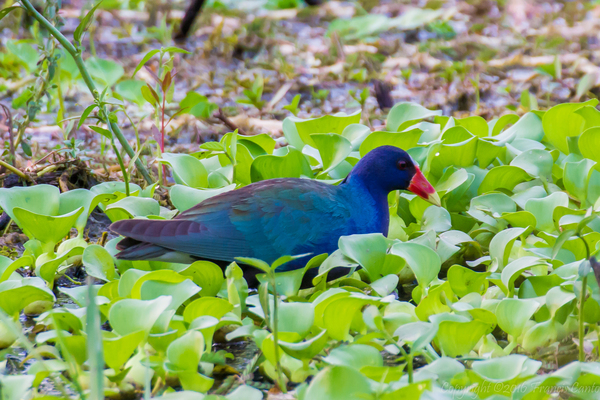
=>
[108,296,172,336]
[129,270,189,299]
[105,197,161,221]
[277,302,314,338]
[250,147,313,182]
[0,375,36,400]
[564,158,596,203]
[302,365,371,400]
[0,281,55,316]
[394,321,438,352]
[501,257,549,296]
[496,298,539,338]
[525,192,569,232]
[522,319,560,352]
[13,206,83,248]
[542,99,598,154]
[283,111,361,148]
[435,319,491,357]
[103,330,146,371]
[166,330,205,371]
[338,234,401,281]
[158,153,209,188]
[0,185,60,224]
[342,124,371,150]
[386,102,442,132]
[478,165,532,195]
[456,115,488,137]
[545,286,577,323]
[510,149,554,179]
[421,205,451,232]
[36,246,85,286]
[170,184,235,212]
[447,265,489,297]
[311,133,353,173]
[489,227,527,269]
[279,329,329,360]
[183,297,234,323]
[0,256,33,283]
[58,189,117,234]
[579,127,600,167]
[470,354,541,383]
[391,242,441,288]
[179,260,225,297]
[358,128,423,157]
[82,245,118,282]
[323,296,377,341]
[323,344,383,370]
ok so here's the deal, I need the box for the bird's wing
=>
[112,179,353,263]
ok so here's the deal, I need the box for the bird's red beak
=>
[408,167,441,206]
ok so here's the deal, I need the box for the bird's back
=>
[112,178,383,269]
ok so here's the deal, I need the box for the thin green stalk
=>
[107,119,130,196]
[19,0,153,184]
[0,159,30,181]
[382,330,413,384]
[269,272,286,393]
[579,234,592,362]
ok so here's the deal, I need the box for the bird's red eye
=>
[397,160,407,170]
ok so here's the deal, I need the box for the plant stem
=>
[19,0,153,185]
[0,159,31,182]
[579,234,592,362]
[269,272,286,393]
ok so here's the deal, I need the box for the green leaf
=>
[525,192,569,232]
[579,127,600,168]
[158,153,209,188]
[386,102,442,131]
[179,260,225,297]
[338,234,402,282]
[478,165,532,195]
[82,245,118,281]
[132,49,160,77]
[542,99,598,154]
[323,344,383,370]
[108,296,172,336]
[564,158,596,203]
[391,242,441,288]
[0,282,55,317]
[510,149,553,179]
[456,115,488,137]
[303,366,371,400]
[283,111,361,149]
[250,147,312,182]
[170,184,235,212]
[501,256,549,296]
[0,6,20,23]
[311,133,353,173]
[435,318,491,357]
[496,298,539,338]
[77,104,97,128]
[358,128,422,157]
[89,125,113,140]
[13,207,83,248]
[103,330,145,371]
[85,56,124,88]
[74,0,103,44]
[447,265,489,297]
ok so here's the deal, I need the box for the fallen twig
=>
[214,108,247,135]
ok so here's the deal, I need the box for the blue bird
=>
[111,146,439,281]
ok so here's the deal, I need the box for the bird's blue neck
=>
[343,172,391,236]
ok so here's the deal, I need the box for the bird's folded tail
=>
[110,219,199,262]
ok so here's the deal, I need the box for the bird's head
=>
[350,145,440,206]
